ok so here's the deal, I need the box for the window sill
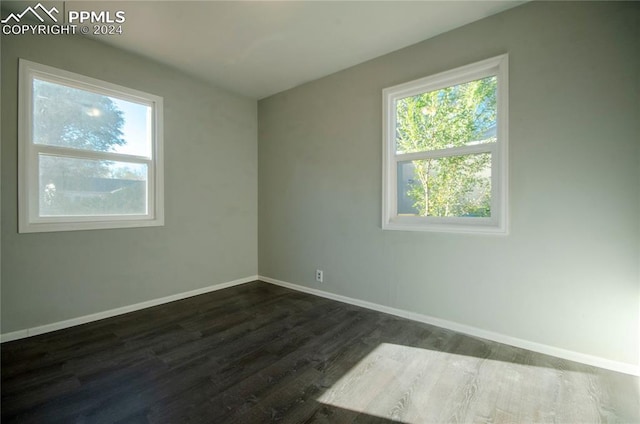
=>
[19,217,164,233]
[383,217,507,235]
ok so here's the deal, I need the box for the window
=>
[18,59,164,233]
[382,55,508,234]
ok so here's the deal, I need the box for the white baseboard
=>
[0,275,259,343]
[3,274,637,376]
[259,275,640,377]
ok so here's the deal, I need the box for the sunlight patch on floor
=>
[315,342,594,423]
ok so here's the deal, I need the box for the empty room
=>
[1,1,639,422]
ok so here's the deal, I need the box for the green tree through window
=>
[395,76,496,217]
[19,59,164,233]
[34,79,126,154]
[33,79,146,216]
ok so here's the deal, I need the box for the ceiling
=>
[3,1,525,99]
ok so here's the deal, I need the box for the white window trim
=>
[18,59,164,233]
[382,54,509,234]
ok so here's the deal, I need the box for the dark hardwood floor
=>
[2,281,638,423]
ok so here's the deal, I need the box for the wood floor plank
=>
[2,281,638,424]
[148,306,374,423]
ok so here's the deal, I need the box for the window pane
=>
[33,79,152,157]
[39,155,148,216]
[397,153,491,217]
[395,76,497,154]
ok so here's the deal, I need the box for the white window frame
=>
[18,59,164,233]
[382,54,508,234]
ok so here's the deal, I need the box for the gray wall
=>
[1,33,258,333]
[259,2,640,366]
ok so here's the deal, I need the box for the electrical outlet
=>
[315,269,324,283]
